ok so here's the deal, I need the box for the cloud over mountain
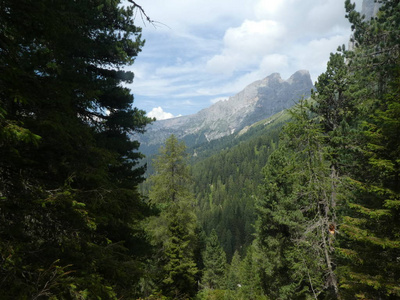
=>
[147,107,176,120]
[129,0,363,117]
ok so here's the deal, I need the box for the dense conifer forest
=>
[1,0,399,299]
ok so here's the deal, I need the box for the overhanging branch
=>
[126,0,154,24]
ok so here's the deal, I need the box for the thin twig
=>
[126,0,153,23]
[126,0,170,29]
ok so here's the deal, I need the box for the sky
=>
[126,0,363,120]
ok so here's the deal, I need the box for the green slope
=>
[190,110,290,259]
[141,109,291,259]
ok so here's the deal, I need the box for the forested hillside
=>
[1,0,399,300]
[192,112,289,259]
[143,1,400,298]
[140,111,289,260]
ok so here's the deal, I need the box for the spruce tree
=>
[201,229,227,290]
[0,1,152,298]
[334,2,400,298]
[239,245,265,300]
[256,100,340,299]
[145,135,199,299]
[162,218,198,299]
[226,250,242,292]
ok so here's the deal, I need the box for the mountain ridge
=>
[139,70,313,155]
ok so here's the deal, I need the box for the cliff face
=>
[139,70,313,154]
[349,0,381,50]
[361,0,381,20]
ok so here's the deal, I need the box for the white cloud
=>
[259,54,289,74]
[136,0,255,34]
[223,19,283,53]
[254,0,285,19]
[206,19,285,75]
[291,34,350,83]
[147,107,176,120]
[128,0,364,117]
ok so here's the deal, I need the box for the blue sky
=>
[126,0,363,119]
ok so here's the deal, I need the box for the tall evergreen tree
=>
[162,218,198,299]
[144,135,199,299]
[312,52,353,133]
[0,1,152,298]
[238,245,265,300]
[201,229,227,290]
[334,2,400,298]
[256,100,340,299]
[149,135,193,205]
[226,250,242,292]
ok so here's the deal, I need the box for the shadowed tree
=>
[0,0,153,298]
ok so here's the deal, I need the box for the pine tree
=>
[226,250,242,292]
[334,2,400,298]
[0,1,152,298]
[239,245,265,300]
[312,52,354,133]
[144,135,199,299]
[256,100,340,299]
[162,218,198,299]
[201,229,227,290]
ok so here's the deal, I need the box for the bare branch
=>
[126,1,170,29]
[127,0,154,24]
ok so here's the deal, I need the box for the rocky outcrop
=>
[139,70,313,154]
[361,0,381,21]
[349,0,381,50]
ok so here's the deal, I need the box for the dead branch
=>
[127,0,154,24]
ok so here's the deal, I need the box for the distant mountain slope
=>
[139,70,313,156]
[189,109,290,162]
[191,109,291,259]
[140,108,291,258]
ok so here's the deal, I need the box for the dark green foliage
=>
[312,53,354,133]
[226,250,242,292]
[144,135,199,299]
[162,219,198,299]
[192,116,285,259]
[252,2,400,299]
[223,246,267,300]
[336,75,400,298]
[333,2,400,299]
[238,245,265,299]
[0,0,153,298]
[256,100,339,299]
[201,229,227,290]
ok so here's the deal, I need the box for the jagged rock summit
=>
[140,70,313,154]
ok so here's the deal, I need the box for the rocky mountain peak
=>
[139,70,313,155]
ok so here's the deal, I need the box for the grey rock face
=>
[361,0,381,20]
[348,0,381,51]
[140,70,313,152]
